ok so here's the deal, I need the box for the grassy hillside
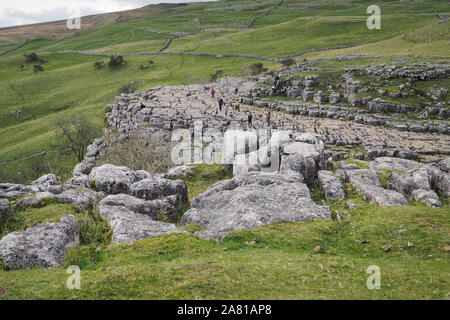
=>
[0,164,448,299]
[0,0,449,183]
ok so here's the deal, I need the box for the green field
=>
[0,164,448,299]
[0,0,449,183]
[0,0,449,300]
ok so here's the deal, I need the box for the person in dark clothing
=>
[235,87,239,95]
[274,74,280,85]
[218,98,224,111]
[248,112,253,128]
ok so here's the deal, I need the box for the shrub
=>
[97,130,173,174]
[55,114,101,162]
[25,52,39,63]
[94,61,105,69]
[209,70,223,82]
[249,63,267,75]
[108,55,124,69]
[281,58,296,68]
[77,208,111,246]
[117,80,142,94]
[33,65,44,74]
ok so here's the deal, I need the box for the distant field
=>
[0,0,449,183]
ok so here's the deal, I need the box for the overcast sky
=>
[0,0,214,28]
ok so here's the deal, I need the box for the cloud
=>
[0,0,214,28]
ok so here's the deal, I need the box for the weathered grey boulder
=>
[89,164,138,194]
[318,170,345,200]
[14,197,40,211]
[346,169,409,207]
[280,142,323,186]
[0,215,79,270]
[387,168,431,196]
[369,157,421,172]
[430,169,450,197]
[366,149,418,161]
[67,174,90,188]
[345,169,381,186]
[32,174,61,187]
[54,188,100,210]
[99,204,184,244]
[135,170,152,181]
[180,173,331,239]
[73,162,89,177]
[339,161,361,171]
[129,178,188,202]
[0,198,10,220]
[411,189,442,208]
[164,165,196,178]
[437,158,450,173]
[99,194,176,221]
[30,174,63,194]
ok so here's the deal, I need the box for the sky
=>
[0,0,214,28]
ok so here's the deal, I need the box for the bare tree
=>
[55,115,100,162]
[98,130,173,174]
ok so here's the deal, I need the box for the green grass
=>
[346,158,369,169]
[0,203,80,238]
[0,0,448,182]
[0,0,449,300]
[0,203,448,299]
[0,165,448,299]
[171,164,233,202]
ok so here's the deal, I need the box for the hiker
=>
[266,112,271,126]
[211,88,215,98]
[248,112,253,128]
[218,98,224,111]
[235,87,239,95]
[274,74,280,84]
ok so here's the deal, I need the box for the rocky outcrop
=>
[99,204,184,244]
[53,188,101,210]
[387,168,441,207]
[279,142,324,186]
[0,215,79,270]
[89,164,139,194]
[180,173,332,239]
[318,170,345,201]
[100,194,177,221]
[163,165,196,178]
[437,158,450,173]
[387,168,432,196]
[345,169,409,207]
[129,178,188,203]
[368,157,422,172]
[411,189,442,208]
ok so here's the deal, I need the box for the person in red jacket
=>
[211,88,215,98]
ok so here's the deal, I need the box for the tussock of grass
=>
[346,158,369,169]
[1,203,448,299]
[172,164,233,201]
